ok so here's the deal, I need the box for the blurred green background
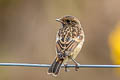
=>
[0,0,120,80]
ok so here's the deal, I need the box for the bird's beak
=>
[56,18,63,23]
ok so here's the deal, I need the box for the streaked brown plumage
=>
[48,15,85,76]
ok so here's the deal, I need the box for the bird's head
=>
[56,15,81,26]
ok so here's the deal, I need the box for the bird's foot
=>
[64,64,70,72]
[75,63,80,71]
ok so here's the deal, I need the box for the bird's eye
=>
[66,20,70,23]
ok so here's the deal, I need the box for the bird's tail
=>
[48,57,63,76]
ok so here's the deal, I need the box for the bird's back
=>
[56,25,84,59]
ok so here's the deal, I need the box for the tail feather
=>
[48,57,63,76]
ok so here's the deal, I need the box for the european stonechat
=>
[48,15,85,76]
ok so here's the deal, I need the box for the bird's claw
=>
[64,64,70,72]
[75,63,80,71]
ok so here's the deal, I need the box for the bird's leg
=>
[64,63,70,72]
[69,56,80,71]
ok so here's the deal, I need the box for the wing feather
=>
[56,35,80,54]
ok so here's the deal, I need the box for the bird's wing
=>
[56,31,81,54]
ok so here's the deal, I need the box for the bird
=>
[48,15,85,76]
